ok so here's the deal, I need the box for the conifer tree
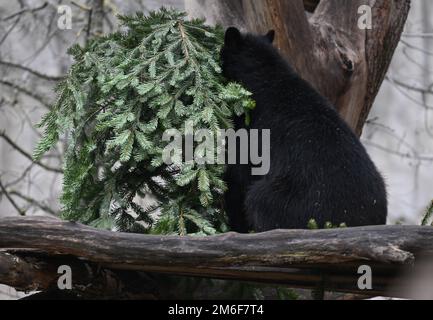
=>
[34,8,254,235]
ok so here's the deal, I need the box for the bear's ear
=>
[264,30,275,44]
[225,27,242,47]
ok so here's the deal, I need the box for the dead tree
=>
[185,0,411,135]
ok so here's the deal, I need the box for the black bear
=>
[221,27,387,233]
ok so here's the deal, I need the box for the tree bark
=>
[185,0,411,135]
[1,217,433,298]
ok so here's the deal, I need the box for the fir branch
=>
[422,200,433,226]
[34,8,254,235]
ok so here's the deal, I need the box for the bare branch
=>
[0,14,21,46]
[0,60,65,81]
[71,1,92,12]
[0,131,63,174]
[2,1,48,21]
[0,79,52,109]
[386,76,433,95]
[363,141,433,162]
[0,180,25,216]
[401,33,433,39]
[8,191,58,216]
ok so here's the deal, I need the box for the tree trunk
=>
[185,0,411,135]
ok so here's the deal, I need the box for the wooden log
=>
[1,217,433,297]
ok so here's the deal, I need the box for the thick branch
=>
[185,0,315,76]
[1,217,433,297]
[252,0,315,78]
[306,0,410,134]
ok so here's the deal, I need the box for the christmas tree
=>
[34,8,254,235]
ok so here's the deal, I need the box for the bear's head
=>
[221,27,277,85]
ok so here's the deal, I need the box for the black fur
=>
[221,27,388,232]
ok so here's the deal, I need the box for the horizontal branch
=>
[1,217,433,298]
[0,60,65,81]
